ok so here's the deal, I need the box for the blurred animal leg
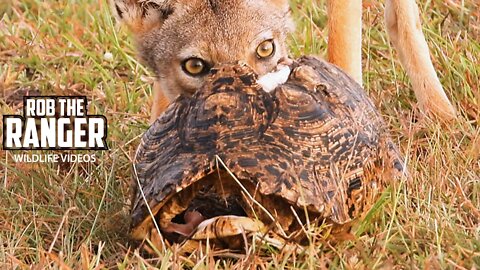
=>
[385,0,456,120]
[327,0,363,85]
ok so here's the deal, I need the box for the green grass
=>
[1,0,479,268]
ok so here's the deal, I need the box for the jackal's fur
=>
[111,0,456,121]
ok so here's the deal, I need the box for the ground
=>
[0,0,479,269]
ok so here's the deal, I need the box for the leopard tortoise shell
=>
[131,56,405,252]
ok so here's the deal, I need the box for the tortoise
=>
[131,56,406,253]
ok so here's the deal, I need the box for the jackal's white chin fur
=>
[257,65,291,92]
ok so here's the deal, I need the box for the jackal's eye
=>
[256,39,275,59]
[182,58,210,76]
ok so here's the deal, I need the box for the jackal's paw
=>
[414,76,457,121]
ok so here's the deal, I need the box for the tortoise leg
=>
[162,223,195,236]
[162,210,205,236]
[184,210,205,227]
[158,197,187,231]
[157,183,201,231]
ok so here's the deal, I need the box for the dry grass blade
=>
[215,155,288,238]
[132,147,166,253]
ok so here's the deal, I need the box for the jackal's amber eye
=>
[182,58,209,76]
[256,39,275,59]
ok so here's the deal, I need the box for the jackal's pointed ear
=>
[110,0,174,34]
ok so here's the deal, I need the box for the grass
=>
[0,0,479,268]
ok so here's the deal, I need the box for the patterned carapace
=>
[131,56,405,248]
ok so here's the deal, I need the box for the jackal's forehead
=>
[138,0,292,69]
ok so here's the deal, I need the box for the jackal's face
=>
[112,0,293,99]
